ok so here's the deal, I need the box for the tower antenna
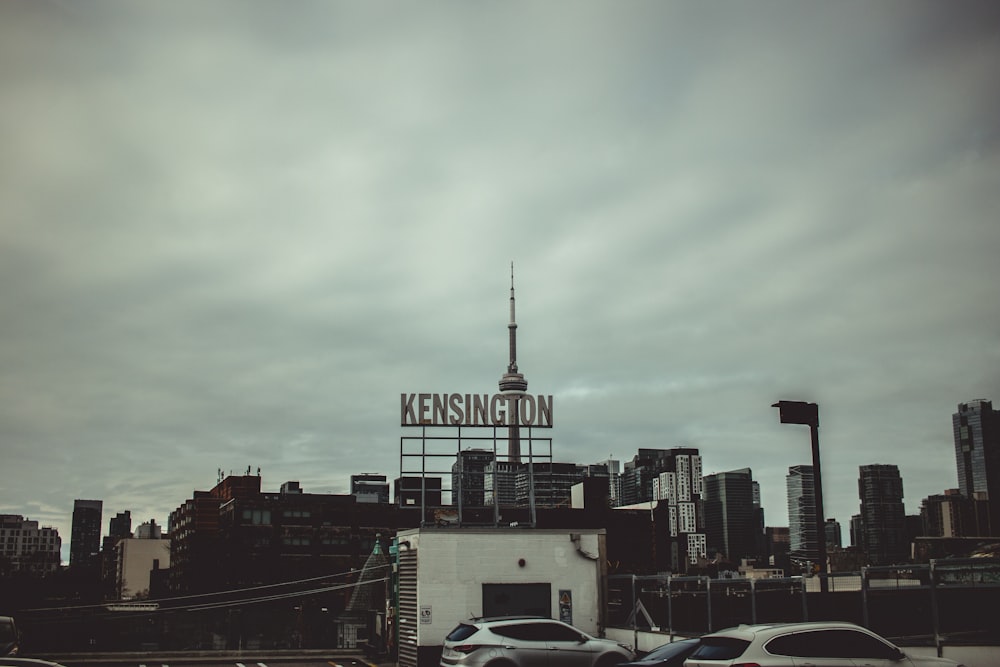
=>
[499,262,528,462]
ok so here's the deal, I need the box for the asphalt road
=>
[111,660,372,667]
[23,654,384,667]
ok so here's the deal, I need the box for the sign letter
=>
[401,394,417,425]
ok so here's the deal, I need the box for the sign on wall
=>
[558,590,572,625]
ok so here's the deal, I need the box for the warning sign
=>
[558,589,572,624]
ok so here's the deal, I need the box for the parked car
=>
[0,617,19,657]
[1,660,69,667]
[618,638,700,667]
[683,621,964,667]
[441,616,634,667]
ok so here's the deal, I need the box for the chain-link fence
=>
[608,558,1000,649]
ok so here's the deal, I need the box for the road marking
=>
[236,663,246,667]
[257,663,268,667]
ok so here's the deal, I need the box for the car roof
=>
[469,615,551,624]
[704,621,867,641]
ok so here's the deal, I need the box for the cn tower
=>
[498,263,528,462]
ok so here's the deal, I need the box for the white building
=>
[134,519,163,539]
[0,514,61,573]
[395,527,607,667]
[116,537,170,600]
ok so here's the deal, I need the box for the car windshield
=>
[642,639,699,661]
[446,624,479,642]
[687,636,750,660]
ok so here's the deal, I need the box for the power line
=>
[180,577,391,612]
[22,563,392,614]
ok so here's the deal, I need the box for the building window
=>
[242,509,271,525]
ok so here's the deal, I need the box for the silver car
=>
[683,621,964,667]
[441,616,634,667]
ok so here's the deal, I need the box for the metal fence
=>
[607,558,1000,649]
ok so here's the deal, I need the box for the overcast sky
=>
[2,1,999,564]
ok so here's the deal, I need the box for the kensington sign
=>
[400,393,553,427]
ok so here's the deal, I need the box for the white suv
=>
[441,616,634,667]
[683,621,964,667]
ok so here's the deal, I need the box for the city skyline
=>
[1,2,998,564]
[9,423,991,566]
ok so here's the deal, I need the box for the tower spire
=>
[499,262,527,462]
[508,262,518,373]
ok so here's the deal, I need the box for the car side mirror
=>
[578,634,588,644]
[890,648,905,661]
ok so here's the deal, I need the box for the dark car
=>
[618,638,700,667]
[0,617,19,657]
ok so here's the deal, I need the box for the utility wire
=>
[180,577,391,612]
[22,562,392,613]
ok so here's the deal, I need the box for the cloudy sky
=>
[2,1,999,563]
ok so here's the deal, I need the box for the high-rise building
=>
[786,465,818,568]
[623,448,701,506]
[103,510,132,551]
[100,510,133,596]
[168,478,261,593]
[850,514,863,548]
[647,448,706,571]
[514,463,597,509]
[0,514,62,573]
[108,511,132,540]
[484,461,523,506]
[857,464,908,566]
[703,468,763,563]
[953,399,1000,535]
[70,499,103,567]
[824,518,843,549]
[352,474,390,504]
[920,489,972,537]
[596,458,623,507]
[452,449,496,508]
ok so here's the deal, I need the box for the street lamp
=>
[772,400,828,593]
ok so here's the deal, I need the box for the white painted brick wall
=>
[400,528,605,647]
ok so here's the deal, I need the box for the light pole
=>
[772,400,828,593]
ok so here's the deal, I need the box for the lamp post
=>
[772,400,828,593]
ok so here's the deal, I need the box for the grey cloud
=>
[1,0,998,556]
